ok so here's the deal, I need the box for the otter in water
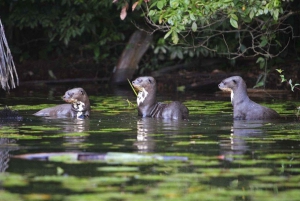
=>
[34,88,90,119]
[218,76,280,120]
[132,76,189,120]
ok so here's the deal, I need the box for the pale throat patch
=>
[72,101,86,119]
[72,101,85,111]
[231,91,234,103]
[137,88,148,106]
[221,87,234,103]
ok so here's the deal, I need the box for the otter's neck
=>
[231,83,250,106]
[137,88,157,117]
[72,101,88,119]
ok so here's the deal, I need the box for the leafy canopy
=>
[118,0,296,59]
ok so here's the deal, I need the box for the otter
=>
[34,88,90,119]
[218,76,280,120]
[132,76,189,120]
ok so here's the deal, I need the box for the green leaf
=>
[230,13,238,21]
[177,85,185,92]
[170,0,179,8]
[256,57,265,69]
[157,1,164,10]
[253,81,264,88]
[279,75,286,83]
[273,9,279,21]
[177,49,183,59]
[239,44,246,53]
[57,167,64,175]
[172,31,179,44]
[275,40,282,47]
[259,39,268,47]
[249,10,255,19]
[275,69,284,74]
[94,47,100,58]
[191,22,197,32]
[292,84,300,92]
[190,13,196,21]
[148,10,156,16]
[230,18,238,29]
[256,57,265,64]
[274,0,280,7]
[164,30,172,40]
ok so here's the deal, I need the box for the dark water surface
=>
[0,84,299,201]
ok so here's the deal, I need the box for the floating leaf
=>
[97,166,139,172]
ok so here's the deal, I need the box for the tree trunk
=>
[111,30,152,84]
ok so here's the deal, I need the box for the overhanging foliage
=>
[118,0,299,59]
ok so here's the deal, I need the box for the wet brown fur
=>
[34,88,90,118]
[218,76,280,120]
[132,76,189,120]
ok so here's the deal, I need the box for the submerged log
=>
[111,30,152,85]
[13,152,188,163]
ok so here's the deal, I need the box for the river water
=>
[0,83,299,201]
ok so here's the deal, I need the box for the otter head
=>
[63,88,87,103]
[132,76,156,106]
[219,76,245,103]
[62,88,90,117]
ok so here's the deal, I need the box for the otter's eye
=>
[148,79,152,83]
[232,79,236,84]
[81,90,84,95]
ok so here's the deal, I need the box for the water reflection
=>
[38,117,90,151]
[220,120,268,161]
[0,118,22,173]
[62,119,90,150]
[135,118,185,152]
[40,117,90,133]
[0,138,18,172]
